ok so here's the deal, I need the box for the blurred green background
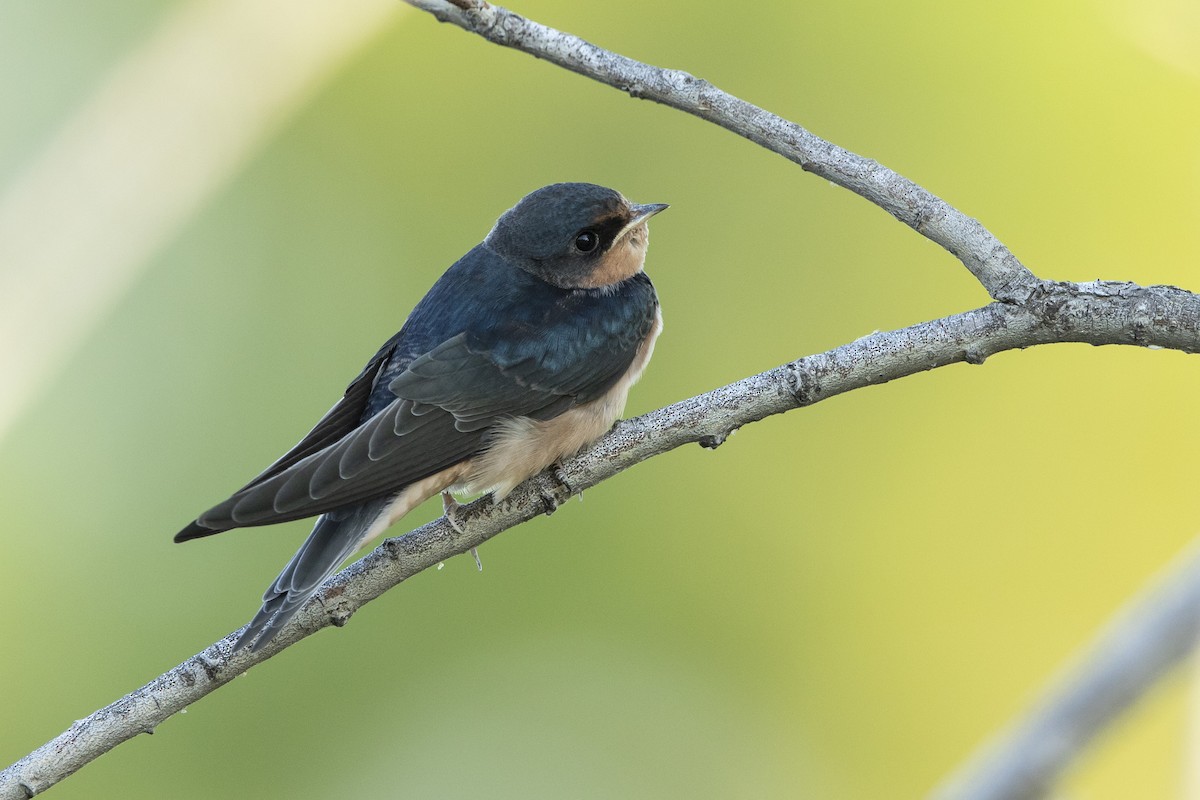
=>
[2,0,1199,797]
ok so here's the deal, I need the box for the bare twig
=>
[401,0,1037,302]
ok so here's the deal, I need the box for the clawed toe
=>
[441,491,465,534]
[442,491,482,571]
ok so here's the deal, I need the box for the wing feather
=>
[175,265,658,543]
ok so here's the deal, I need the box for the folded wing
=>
[176,275,657,542]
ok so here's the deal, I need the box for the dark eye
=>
[574,230,599,253]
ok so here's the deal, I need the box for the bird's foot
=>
[441,491,465,534]
[442,491,482,571]
[551,461,582,503]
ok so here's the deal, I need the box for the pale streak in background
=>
[1111,0,1200,225]
[0,0,405,443]
[1113,0,1200,80]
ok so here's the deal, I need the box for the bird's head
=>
[484,182,668,290]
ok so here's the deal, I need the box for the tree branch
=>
[4,2,1198,798]
[4,279,1198,797]
[403,0,1037,302]
[930,537,1200,800]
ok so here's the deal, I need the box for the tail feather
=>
[234,496,392,652]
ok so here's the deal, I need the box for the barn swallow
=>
[176,182,668,652]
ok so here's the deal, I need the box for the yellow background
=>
[2,0,1199,797]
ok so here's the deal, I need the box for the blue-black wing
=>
[176,254,656,542]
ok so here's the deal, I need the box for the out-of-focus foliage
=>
[2,1,1198,797]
